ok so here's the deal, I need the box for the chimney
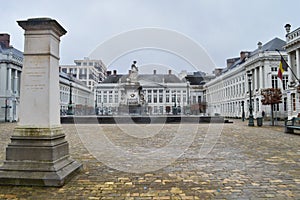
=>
[0,33,10,48]
[257,41,262,49]
[240,51,249,61]
[226,58,238,68]
[107,71,111,76]
[113,70,117,75]
[285,24,291,34]
[168,70,172,75]
[153,70,156,75]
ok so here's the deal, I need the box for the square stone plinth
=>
[0,127,82,186]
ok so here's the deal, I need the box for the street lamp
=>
[67,82,74,115]
[241,101,245,121]
[95,90,98,115]
[173,92,177,115]
[247,72,254,126]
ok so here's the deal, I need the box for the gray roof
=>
[102,74,185,84]
[226,37,286,71]
[0,43,23,59]
[250,37,285,56]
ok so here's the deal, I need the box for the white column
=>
[14,69,18,94]
[259,66,263,89]
[0,63,6,94]
[296,49,300,80]
[7,66,12,94]
[253,69,256,91]
[288,53,294,83]
[76,67,79,78]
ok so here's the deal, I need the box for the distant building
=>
[184,71,214,115]
[60,57,107,90]
[0,34,95,121]
[283,24,300,118]
[59,73,94,116]
[0,34,23,122]
[96,65,190,115]
[205,37,288,119]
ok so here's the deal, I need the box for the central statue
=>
[128,60,138,82]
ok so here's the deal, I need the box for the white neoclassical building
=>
[205,37,288,119]
[283,24,300,118]
[60,57,107,90]
[96,67,191,115]
[59,73,94,116]
[0,34,23,122]
[0,34,95,121]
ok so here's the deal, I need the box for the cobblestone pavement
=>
[0,119,299,199]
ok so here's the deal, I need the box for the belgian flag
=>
[277,55,288,80]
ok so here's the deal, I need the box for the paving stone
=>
[0,120,299,199]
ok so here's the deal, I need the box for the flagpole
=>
[275,49,300,83]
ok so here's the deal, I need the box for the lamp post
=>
[241,101,245,121]
[173,92,177,115]
[67,82,73,115]
[95,90,98,115]
[247,72,254,126]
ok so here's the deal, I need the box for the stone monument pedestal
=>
[0,127,81,186]
[0,18,82,186]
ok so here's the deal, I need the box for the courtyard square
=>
[0,120,299,199]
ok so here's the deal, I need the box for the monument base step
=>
[0,160,82,187]
[0,126,82,186]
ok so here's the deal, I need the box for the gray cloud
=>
[1,0,299,73]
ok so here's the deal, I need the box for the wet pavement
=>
[0,119,299,199]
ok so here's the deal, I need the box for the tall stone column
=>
[0,18,82,186]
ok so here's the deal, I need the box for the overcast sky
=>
[1,0,300,74]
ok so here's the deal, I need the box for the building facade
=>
[205,38,288,119]
[284,24,300,118]
[60,57,107,90]
[96,66,191,115]
[0,34,23,122]
[0,34,95,121]
[59,73,94,116]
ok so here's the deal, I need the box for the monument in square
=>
[0,18,82,186]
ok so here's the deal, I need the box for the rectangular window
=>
[153,94,157,103]
[154,106,158,113]
[273,103,279,111]
[103,95,107,103]
[271,75,278,88]
[172,94,176,103]
[177,95,181,104]
[193,96,196,104]
[114,95,118,103]
[292,93,296,111]
[148,94,152,103]
[166,94,170,103]
[109,95,113,103]
[284,97,287,111]
[159,93,163,103]
[282,75,288,90]
[198,96,201,103]
[159,106,163,114]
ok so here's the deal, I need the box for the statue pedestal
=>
[0,18,82,186]
[0,127,81,186]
